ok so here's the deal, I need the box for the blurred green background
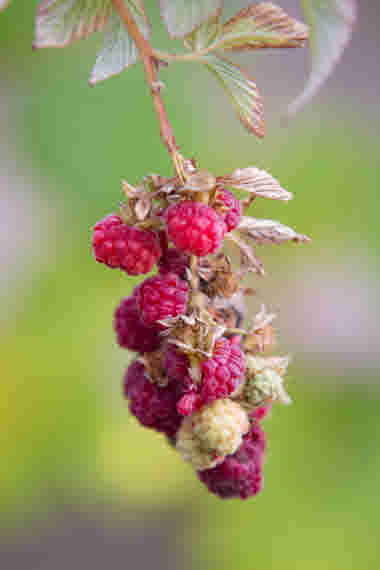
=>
[1,1,379,569]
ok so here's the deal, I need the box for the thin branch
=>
[111,0,183,178]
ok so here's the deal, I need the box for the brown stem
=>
[111,0,183,178]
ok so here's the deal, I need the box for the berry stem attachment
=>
[189,254,203,309]
[111,0,184,181]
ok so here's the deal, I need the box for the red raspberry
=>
[123,361,182,438]
[136,273,189,328]
[92,214,161,275]
[199,337,246,406]
[251,405,272,422]
[198,423,266,499]
[217,188,242,232]
[176,337,246,415]
[114,295,161,353]
[165,201,226,257]
[164,345,200,415]
[165,344,191,383]
[158,247,189,279]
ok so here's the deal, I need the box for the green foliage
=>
[89,1,151,84]
[217,2,308,51]
[28,1,357,135]
[290,0,357,113]
[159,0,222,37]
[204,55,264,137]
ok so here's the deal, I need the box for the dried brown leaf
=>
[226,233,265,276]
[238,216,311,245]
[135,195,151,221]
[218,167,293,201]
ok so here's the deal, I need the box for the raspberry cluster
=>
[92,163,303,500]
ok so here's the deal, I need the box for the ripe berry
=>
[136,273,189,328]
[165,201,226,257]
[200,337,246,404]
[198,423,266,499]
[217,188,242,232]
[158,247,189,279]
[165,344,191,383]
[123,361,182,438]
[92,214,161,275]
[114,295,161,353]
[176,337,246,416]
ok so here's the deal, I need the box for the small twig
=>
[226,328,250,336]
[111,0,184,181]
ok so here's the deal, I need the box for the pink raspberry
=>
[217,188,242,232]
[251,405,272,422]
[123,361,182,438]
[136,273,189,328]
[198,423,266,499]
[176,337,247,415]
[165,201,226,257]
[114,295,161,353]
[158,247,189,279]
[92,214,161,275]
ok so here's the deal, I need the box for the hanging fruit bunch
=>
[92,162,310,499]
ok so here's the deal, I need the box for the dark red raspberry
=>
[165,344,191,383]
[136,273,189,328]
[217,188,242,232]
[114,295,161,353]
[198,423,266,499]
[176,337,246,416]
[165,201,226,257]
[158,247,189,279]
[123,361,182,438]
[92,214,161,275]
[164,345,199,416]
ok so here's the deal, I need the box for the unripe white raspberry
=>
[242,356,291,409]
[176,399,249,471]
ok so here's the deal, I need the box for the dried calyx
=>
[92,157,309,499]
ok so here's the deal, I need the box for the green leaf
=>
[89,1,150,85]
[217,2,308,51]
[34,0,112,49]
[204,55,264,138]
[183,11,220,51]
[159,0,223,38]
[289,0,357,113]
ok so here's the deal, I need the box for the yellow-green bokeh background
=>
[1,1,379,568]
